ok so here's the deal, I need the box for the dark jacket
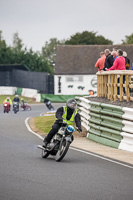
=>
[56,106,81,129]
[103,54,114,70]
[13,97,20,103]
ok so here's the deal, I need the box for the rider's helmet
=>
[15,95,19,98]
[66,99,77,110]
[21,98,24,100]
[7,97,10,101]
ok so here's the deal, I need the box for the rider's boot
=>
[43,138,48,148]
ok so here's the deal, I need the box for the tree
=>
[0,30,3,42]
[0,31,53,74]
[12,32,24,52]
[65,31,113,45]
[122,33,133,44]
[41,38,64,64]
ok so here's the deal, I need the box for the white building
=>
[54,44,133,95]
[54,45,98,95]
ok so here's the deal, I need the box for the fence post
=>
[120,75,123,101]
[114,75,118,101]
[110,75,114,101]
[126,75,130,102]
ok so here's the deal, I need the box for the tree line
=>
[0,30,133,74]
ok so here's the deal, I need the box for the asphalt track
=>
[0,103,133,200]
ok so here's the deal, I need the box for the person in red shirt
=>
[105,49,126,94]
[95,52,106,71]
[105,49,126,71]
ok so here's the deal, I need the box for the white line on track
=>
[25,117,133,169]
[25,117,44,140]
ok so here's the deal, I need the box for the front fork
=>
[58,135,66,150]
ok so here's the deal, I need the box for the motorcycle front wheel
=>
[41,150,50,158]
[55,140,70,162]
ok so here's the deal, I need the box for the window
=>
[66,76,83,82]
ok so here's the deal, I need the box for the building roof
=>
[54,44,133,75]
[0,64,30,71]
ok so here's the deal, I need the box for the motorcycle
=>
[3,102,10,113]
[21,102,31,111]
[44,98,54,111]
[13,102,19,114]
[38,123,76,162]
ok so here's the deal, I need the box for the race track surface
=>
[0,103,133,200]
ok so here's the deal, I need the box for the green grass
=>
[0,95,37,104]
[35,115,56,134]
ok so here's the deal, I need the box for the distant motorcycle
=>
[38,123,76,162]
[21,102,31,111]
[44,98,54,111]
[13,102,19,114]
[3,102,10,113]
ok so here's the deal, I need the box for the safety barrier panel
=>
[76,96,133,152]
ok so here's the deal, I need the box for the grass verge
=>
[0,95,37,104]
[34,115,55,134]
[33,115,87,137]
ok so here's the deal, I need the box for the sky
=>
[0,0,133,52]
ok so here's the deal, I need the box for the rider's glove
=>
[78,127,82,132]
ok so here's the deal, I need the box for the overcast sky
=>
[0,0,133,52]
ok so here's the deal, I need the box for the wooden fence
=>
[97,70,133,102]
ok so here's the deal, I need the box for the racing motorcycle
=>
[44,98,54,111]
[21,102,31,111]
[3,102,10,113]
[38,123,76,162]
[13,102,19,114]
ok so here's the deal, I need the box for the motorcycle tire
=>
[27,106,31,111]
[55,140,70,162]
[14,109,17,114]
[41,150,50,158]
[28,106,31,111]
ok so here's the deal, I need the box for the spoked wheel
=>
[55,140,70,162]
[41,149,50,158]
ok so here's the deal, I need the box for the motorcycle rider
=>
[43,99,82,148]
[13,95,20,110]
[44,97,54,111]
[21,98,26,110]
[3,97,12,110]
[13,95,20,103]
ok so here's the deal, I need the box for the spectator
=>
[105,49,126,95]
[112,47,118,51]
[123,51,130,70]
[106,49,126,71]
[103,49,114,70]
[95,52,106,71]
[111,50,118,60]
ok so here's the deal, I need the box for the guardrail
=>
[76,96,133,152]
[97,70,133,102]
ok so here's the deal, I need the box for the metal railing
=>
[97,70,133,102]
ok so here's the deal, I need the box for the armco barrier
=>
[76,96,133,152]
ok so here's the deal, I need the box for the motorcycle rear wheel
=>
[55,140,70,162]
[41,150,50,158]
